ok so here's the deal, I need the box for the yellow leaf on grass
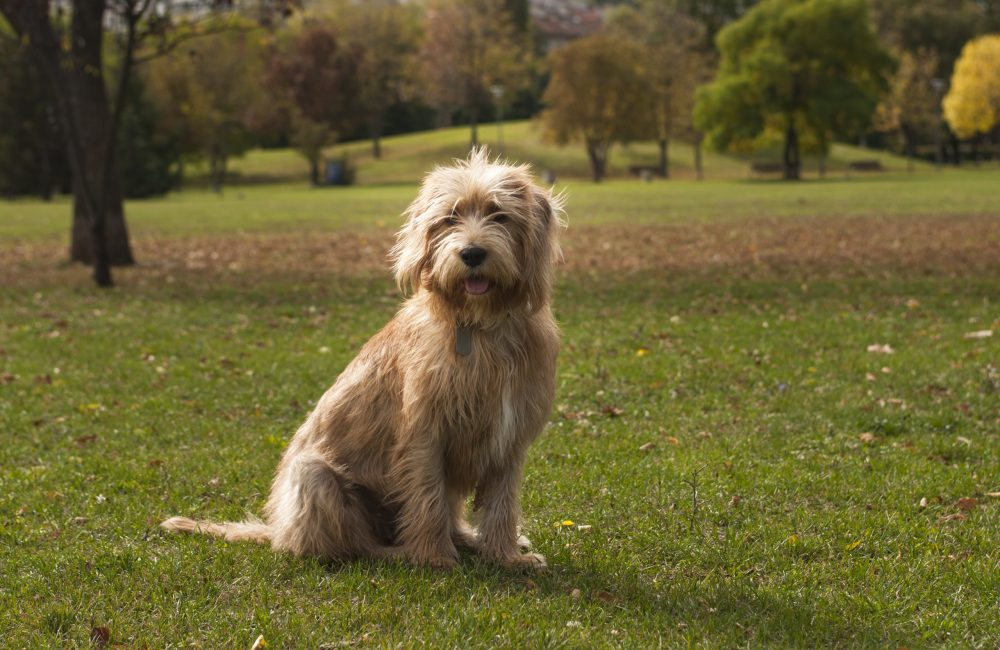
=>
[635,347,650,357]
[845,540,862,551]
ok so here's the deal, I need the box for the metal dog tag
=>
[455,325,472,357]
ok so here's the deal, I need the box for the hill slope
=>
[220,120,929,186]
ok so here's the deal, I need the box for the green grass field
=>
[1,137,999,647]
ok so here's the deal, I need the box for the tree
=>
[334,1,421,159]
[143,18,267,192]
[943,35,1000,139]
[874,48,939,171]
[541,33,650,182]
[695,0,893,180]
[607,2,706,178]
[267,19,363,185]
[419,0,528,148]
[0,20,70,199]
[0,0,151,285]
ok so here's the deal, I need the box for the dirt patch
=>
[2,214,998,288]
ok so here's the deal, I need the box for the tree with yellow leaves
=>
[943,35,1000,139]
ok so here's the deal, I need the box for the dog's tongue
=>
[465,278,491,295]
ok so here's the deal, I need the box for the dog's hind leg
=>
[266,453,382,561]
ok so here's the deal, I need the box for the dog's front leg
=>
[475,459,546,570]
[393,435,459,570]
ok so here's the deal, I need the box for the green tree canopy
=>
[694,0,894,179]
[541,33,650,182]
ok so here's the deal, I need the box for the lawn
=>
[1,161,999,647]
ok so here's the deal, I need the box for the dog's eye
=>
[492,214,509,224]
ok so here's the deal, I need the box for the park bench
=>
[846,160,884,172]
[627,165,663,180]
[749,161,784,176]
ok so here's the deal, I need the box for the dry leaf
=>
[90,626,110,648]
[919,497,928,508]
[729,495,742,507]
[963,330,993,339]
[251,635,267,650]
[570,588,582,599]
[859,433,876,443]
[592,589,618,604]
[665,436,680,445]
[602,405,624,417]
[866,343,895,354]
[938,513,967,523]
[956,497,977,511]
[638,442,656,452]
[845,540,862,551]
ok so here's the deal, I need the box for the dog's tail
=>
[160,515,271,544]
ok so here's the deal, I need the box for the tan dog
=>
[162,150,564,570]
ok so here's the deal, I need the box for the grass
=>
[1,139,999,647]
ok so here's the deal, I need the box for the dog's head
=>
[390,149,564,323]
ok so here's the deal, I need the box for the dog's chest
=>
[439,338,525,483]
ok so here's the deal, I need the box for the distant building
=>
[530,0,603,52]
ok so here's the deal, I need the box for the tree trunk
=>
[370,114,383,159]
[818,153,826,179]
[586,143,607,182]
[2,0,135,283]
[658,139,669,178]
[949,130,962,166]
[694,133,704,181]
[903,125,916,173]
[783,121,801,180]
[469,102,479,149]
[310,156,320,186]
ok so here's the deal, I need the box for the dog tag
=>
[455,325,472,357]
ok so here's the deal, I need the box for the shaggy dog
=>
[162,150,564,570]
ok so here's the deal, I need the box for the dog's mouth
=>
[464,277,492,295]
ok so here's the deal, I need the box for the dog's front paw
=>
[502,551,547,571]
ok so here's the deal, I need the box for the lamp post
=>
[490,84,505,153]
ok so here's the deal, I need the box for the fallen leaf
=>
[592,589,618,604]
[665,436,680,445]
[90,626,110,648]
[635,347,650,357]
[729,495,742,507]
[570,588,582,599]
[865,372,877,381]
[601,405,624,417]
[845,540,862,551]
[963,330,993,339]
[956,436,971,446]
[866,343,895,354]
[566,621,582,628]
[986,492,1000,498]
[938,513,967,523]
[784,534,799,545]
[638,442,655,452]
[74,434,98,446]
[0,372,15,384]
[859,433,876,443]
[956,497,977,511]
[251,635,267,650]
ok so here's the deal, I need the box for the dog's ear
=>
[389,216,431,295]
[521,185,564,312]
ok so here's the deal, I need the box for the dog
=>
[162,149,564,570]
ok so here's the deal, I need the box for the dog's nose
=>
[460,246,487,267]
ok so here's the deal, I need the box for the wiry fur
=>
[162,149,565,569]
